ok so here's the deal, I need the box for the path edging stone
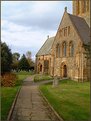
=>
[39,88,64,121]
[7,84,22,121]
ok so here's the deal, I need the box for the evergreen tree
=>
[18,54,30,71]
[1,42,12,74]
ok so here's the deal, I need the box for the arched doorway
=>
[38,63,42,73]
[40,65,42,72]
[60,62,67,78]
[63,65,67,77]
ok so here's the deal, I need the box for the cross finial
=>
[47,35,49,39]
[65,7,67,12]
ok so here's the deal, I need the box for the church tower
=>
[73,0,90,26]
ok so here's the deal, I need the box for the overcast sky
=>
[1,1,72,61]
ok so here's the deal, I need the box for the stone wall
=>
[36,1,90,82]
[36,55,52,75]
[73,0,90,27]
[51,11,89,82]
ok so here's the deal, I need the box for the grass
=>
[15,70,34,75]
[1,87,18,120]
[34,74,53,82]
[40,79,90,121]
[1,71,32,120]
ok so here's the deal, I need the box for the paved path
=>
[10,76,60,121]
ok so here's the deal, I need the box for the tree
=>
[18,54,30,71]
[1,42,12,74]
[11,61,19,71]
[26,51,35,70]
[12,52,20,61]
[26,51,32,65]
[12,52,20,71]
[26,51,31,59]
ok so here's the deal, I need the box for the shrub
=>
[1,73,18,87]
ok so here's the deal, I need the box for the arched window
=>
[68,26,70,35]
[60,29,63,37]
[84,0,86,12]
[69,41,74,57]
[82,0,86,13]
[62,42,66,57]
[87,0,89,12]
[64,27,67,36]
[56,44,60,58]
[76,0,80,15]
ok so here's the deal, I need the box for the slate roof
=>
[36,37,55,56]
[36,13,90,57]
[68,13,90,44]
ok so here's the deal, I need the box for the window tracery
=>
[62,42,66,57]
[69,41,74,57]
[56,44,60,58]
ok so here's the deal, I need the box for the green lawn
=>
[1,71,32,120]
[34,74,53,82]
[15,70,34,75]
[40,80,90,121]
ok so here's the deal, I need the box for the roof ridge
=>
[68,13,84,18]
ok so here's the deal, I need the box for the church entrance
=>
[60,62,67,78]
[63,65,67,77]
[38,63,42,73]
[40,65,42,72]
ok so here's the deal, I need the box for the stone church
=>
[36,0,90,82]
